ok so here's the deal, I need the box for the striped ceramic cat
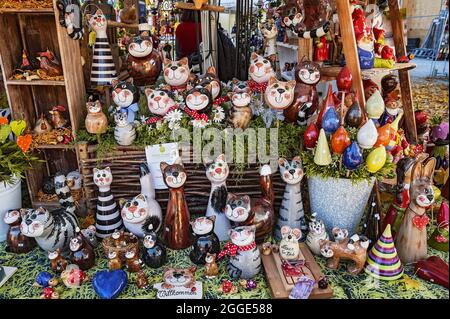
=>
[20,174,79,251]
[114,112,136,146]
[226,226,261,279]
[93,167,123,238]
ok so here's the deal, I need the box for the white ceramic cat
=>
[163,57,190,89]
[114,112,136,146]
[144,88,177,116]
[262,20,278,57]
[121,163,162,238]
[205,154,230,241]
[227,226,261,279]
[264,77,296,110]
[305,219,329,255]
[248,52,275,84]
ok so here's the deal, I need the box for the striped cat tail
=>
[296,21,330,39]
[54,173,76,215]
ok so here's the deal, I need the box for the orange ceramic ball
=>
[331,126,351,154]
[375,123,391,147]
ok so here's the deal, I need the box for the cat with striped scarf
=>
[20,173,79,251]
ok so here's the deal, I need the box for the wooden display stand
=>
[299,0,418,143]
[0,0,86,209]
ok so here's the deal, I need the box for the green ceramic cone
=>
[314,129,332,166]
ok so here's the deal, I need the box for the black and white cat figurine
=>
[141,217,167,268]
[189,216,220,265]
[114,112,136,146]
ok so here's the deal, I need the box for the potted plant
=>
[0,117,40,241]
[301,86,395,235]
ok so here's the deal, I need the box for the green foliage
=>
[0,139,40,185]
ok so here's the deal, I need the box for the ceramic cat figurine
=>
[261,19,278,58]
[145,88,177,116]
[194,66,221,100]
[161,157,193,249]
[219,226,261,279]
[121,163,162,238]
[85,97,108,134]
[185,84,213,112]
[275,157,307,241]
[396,158,436,264]
[284,59,320,125]
[190,216,220,265]
[21,174,79,251]
[112,78,140,123]
[306,218,329,255]
[227,88,253,130]
[4,208,36,253]
[69,228,95,270]
[142,218,167,268]
[264,77,296,111]
[163,57,191,92]
[225,165,275,243]
[48,249,68,273]
[114,112,136,146]
[248,52,275,85]
[205,154,230,241]
[93,167,123,239]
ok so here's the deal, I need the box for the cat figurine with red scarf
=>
[248,53,275,93]
[163,57,191,92]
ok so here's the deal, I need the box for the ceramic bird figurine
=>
[49,105,68,128]
[37,50,63,77]
[34,114,53,135]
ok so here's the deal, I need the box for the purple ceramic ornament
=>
[246,279,257,291]
[431,122,449,145]
[321,107,340,135]
[343,141,363,170]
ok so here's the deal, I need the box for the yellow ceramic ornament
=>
[366,90,385,119]
[366,146,387,173]
[387,112,403,150]
[314,129,332,166]
[433,185,441,201]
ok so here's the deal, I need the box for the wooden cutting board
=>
[261,243,333,299]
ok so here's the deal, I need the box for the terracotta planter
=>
[307,176,374,235]
[0,178,22,242]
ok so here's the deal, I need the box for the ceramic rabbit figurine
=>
[396,157,436,264]
[205,154,230,241]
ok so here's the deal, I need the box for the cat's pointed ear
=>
[204,83,212,93]
[163,58,171,67]
[227,193,235,202]
[232,78,239,84]
[93,168,98,173]
[136,194,146,201]
[207,66,216,75]
[190,219,195,228]
[292,155,301,163]
[145,88,153,97]
[111,79,119,87]
[208,215,216,223]
[216,153,226,162]
[242,195,251,204]
[268,76,277,86]
[179,57,189,66]
[278,157,287,167]
[251,52,258,60]
[422,158,436,180]
[287,80,296,89]
[174,157,183,166]
[105,167,111,173]
[160,161,169,172]
[227,92,233,100]
[188,266,197,274]
[343,229,349,238]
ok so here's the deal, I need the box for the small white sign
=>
[0,266,17,288]
[145,143,179,189]
[153,282,203,299]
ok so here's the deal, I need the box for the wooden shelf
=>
[33,144,75,150]
[6,79,65,86]
[321,62,417,79]
[31,200,60,209]
[0,8,54,14]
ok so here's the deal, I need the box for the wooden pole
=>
[335,0,365,109]
[388,0,418,144]
[297,39,313,61]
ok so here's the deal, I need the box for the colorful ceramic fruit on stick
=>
[190,216,220,265]
[204,154,230,241]
[227,88,253,130]
[56,0,84,40]
[261,19,278,59]
[395,157,436,264]
[314,129,332,166]
[93,269,128,299]
[87,9,118,87]
[33,113,52,135]
[303,122,319,149]
[160,158,193,249]
[48,249,68,273]
[366,90,385,122]
[3,209,36,253]
[163,57,191,92]
[248,52,275,90]
[366,146,387,173]
[121,163,162,238]
[85,97,108,134]
[114,112,136,146]
[142,220,167,268]
[343,141,363,170]
[306,217,329,255]
[285,59,321,125]
[415,256,449,289]
[331,125,351,154]
[319,228,369,275]
[194,66,222,100]
[279,226,302,261]
[126,28,162,86]
[428,202,449,252]
[218,226,261,280]
[374,122,391,147]
[316,84,335,128]
[275,157,307,240]
[225,165,275,243]
[365,224,404,281]
[357,119,378,149]
[21,174,79,251]
[112,78,140,123]
[69,227,95,270]
[93,167,123,238]
[344,95,364,128]
[264,77,296,111]
[321,107,340,135]
[204,253,219,278]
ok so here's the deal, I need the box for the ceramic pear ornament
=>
[345,98,364,128]
[317,84,335,128]
[366,90,385,121]
[314,129,332,166]
[343,141,363,170]
[303,122,319,149]
[357,119,378,149]
[331,126,351,154]
[336,66,352,93]
[321,108,340,135]
[366,146,387,173]
[374,123,391,147]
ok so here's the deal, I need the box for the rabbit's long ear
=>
[422,158,436,180]
[411,161,423,183]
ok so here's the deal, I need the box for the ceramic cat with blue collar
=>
[111,78,140,123]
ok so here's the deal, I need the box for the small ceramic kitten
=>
[142,217,167,268]
[85,98,108,134]
[306,219,329,255]
[144,88,176,116]
[111,78,140,123]
[227,226,261,279]
[261,20,278,57]
[163,57,190,89]
[194,66,221,100]
[228,90,253,130]
[248,52,275,84]
[264,77,296,110]
[189,216,220,265]
[185,85,213,111]
[114,112,136,146]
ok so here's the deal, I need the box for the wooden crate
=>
[78,143,287,216]
[0,1,86,209]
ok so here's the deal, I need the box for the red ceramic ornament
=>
[337,66,352,93]
[317,84,335,129]
[331,126,351,154]
[437,202,449,227]
[374,123,391,147]
[415,256,449,289]
[303,122,320,149]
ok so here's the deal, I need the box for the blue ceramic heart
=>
[92,270,127,299]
